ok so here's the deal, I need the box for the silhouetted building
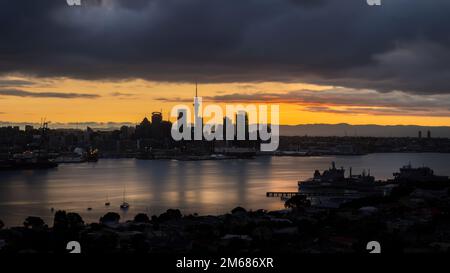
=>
[418,130,422,139]
[427,130,431,139]
[135,117,151,139]
[235,111,250,141]
[141,117,151,127]
[193,83,203,141]
[151,112,163,125]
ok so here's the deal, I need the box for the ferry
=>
[393,163,449,183]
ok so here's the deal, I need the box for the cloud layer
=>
[1,0,450,95]
[0,88,100,99]
[157,87,450,117]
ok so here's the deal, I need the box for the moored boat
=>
[0,151,58,171]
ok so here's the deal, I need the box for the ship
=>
[0,121,58,171]
[393,163,449,183]
[298,162,380,192]
[284,162,449,208]
[0,151,58,171]
[55,147,98,164]
[55,153,86,164]
[294,162,391,208]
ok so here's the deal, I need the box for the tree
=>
[284,194,311,210]
[100,212,120,225]
[23,216,46,229]
[134,213,150,223]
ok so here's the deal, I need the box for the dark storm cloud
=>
[1,0,450,94]
[0,88,100,99]
[0,79,34,87]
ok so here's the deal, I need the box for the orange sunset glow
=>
[2,75,450,127]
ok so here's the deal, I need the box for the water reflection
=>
[0,153,449,226]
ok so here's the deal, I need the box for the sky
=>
[1,0,450,127]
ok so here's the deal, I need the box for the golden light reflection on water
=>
[1,153,450,226]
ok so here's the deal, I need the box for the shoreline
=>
[1,182,450,254]
[99,151,450,160]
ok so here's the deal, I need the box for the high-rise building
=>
[193,82,200,119]
[418,130,422,138]
[151,112,163,125]
[235,111,249,140]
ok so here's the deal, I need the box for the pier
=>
[267,191,369,197]
[266,192,301,197]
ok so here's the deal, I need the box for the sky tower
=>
[193,81,203,140]
[194,81,200,119]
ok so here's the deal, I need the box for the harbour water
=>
[0,153,449,226]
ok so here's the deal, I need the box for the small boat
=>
[87,207,93,211]
[105,193,111,206]
[120,202,130,210]
[120,188,130,210]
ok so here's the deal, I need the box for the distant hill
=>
[3,121,450,138]
[280,124,450,138]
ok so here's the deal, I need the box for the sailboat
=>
[120,188,130,210]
